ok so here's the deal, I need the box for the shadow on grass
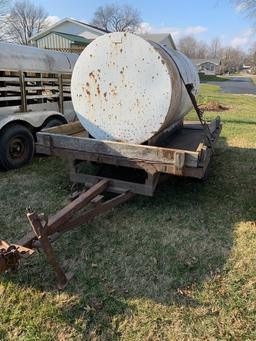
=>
[1,137,256,338]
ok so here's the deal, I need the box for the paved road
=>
[211,77,256,95]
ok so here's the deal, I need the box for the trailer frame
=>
[36,117,221,196]
[0,116,222,288]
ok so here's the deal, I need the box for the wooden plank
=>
[148,120,183,146]
[37,132,199,168]
[26,94,59,100]
[0,96,21,101]
[36,144,178,174]
[25,77,58,82]
[41,121,84,135]
[25,86,59,91]
[0,77,20,82]
[70,173,155,196]
[0,86,21,91]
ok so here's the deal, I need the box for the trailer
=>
[0,43,78,170]
[0,33,222,289]
[36,117,221,195]
[0,116,221,289]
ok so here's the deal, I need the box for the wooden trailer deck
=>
[36,117,222,196]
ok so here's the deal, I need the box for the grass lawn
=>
[0,84,256,340]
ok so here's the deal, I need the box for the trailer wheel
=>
[0,124,34,170]
[44,118,66,128]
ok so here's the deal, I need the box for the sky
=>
[35,0,255,50]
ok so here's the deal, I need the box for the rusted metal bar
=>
[19,71,27,112]
[56,191,134,236]
[27,211,72,290]
[32,191,134,247]
[0,181,134,288]
[46,179,109,235]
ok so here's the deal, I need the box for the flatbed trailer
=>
[36,117,221,196]
[0,117,222,289]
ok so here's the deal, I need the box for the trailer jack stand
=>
[26,211,74,290]
[0,180,134,289]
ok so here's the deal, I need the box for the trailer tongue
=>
[0,180,134,289]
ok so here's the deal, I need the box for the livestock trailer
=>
[0,43,78,170]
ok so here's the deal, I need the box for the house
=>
[29,17,108,53]
[30,18,177,54]
[139,33,176,50]
[192,58,221,75]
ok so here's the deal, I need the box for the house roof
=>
[72,19,110,33]
[192,58,221,66]
[53,31,92,45]
[29,17,109,42]
[139,33,176,49]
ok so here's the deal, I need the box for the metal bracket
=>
[0,240,34,273]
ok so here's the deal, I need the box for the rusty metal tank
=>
[0,42,78,73]
[71,32,199,144]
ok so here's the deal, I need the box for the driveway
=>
[211,77,256,95]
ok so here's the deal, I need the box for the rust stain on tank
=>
[111,89,117,96]
[89,71,96,79]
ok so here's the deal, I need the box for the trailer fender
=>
[0,111,67,132]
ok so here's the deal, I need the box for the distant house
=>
[139,33,176,50]
[192,59,221,75]
[29,17,108,53]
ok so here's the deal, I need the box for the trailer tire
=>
[0,124,35,170]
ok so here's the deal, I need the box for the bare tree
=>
[0,0,9,40]
[178,36,198,58]
[233,0,256,18]
[0,0,8,19]
[197,40,210,59]
[178,35,209,59]
[91,3,142,32]
[4,0,49,44]
[248,41,256,64]
[220,46,246,72]
[209,38,222,58]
